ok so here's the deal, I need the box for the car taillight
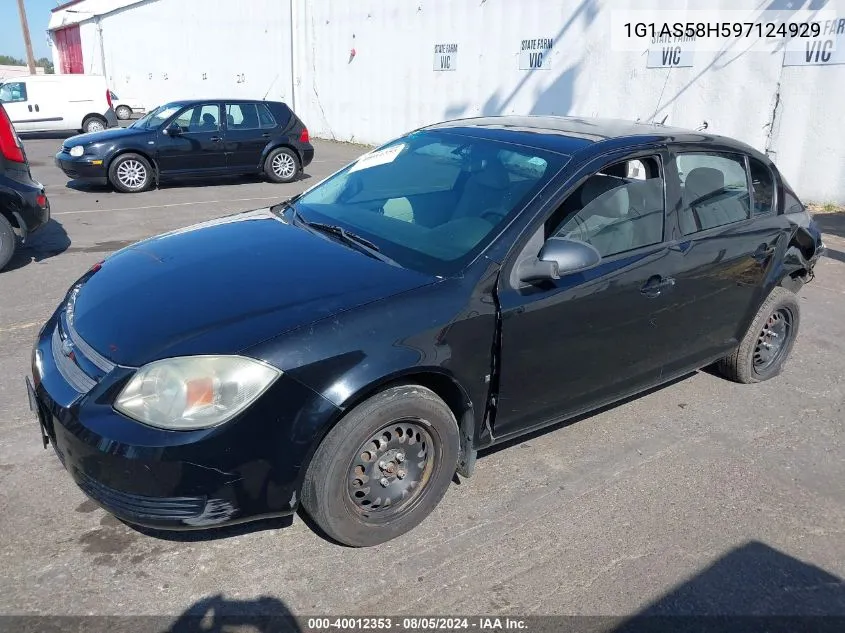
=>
[299,128,309,143]
[0,106,25,163]
[36,194,47,208]
[106,90,113,108]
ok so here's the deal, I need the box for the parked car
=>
[54,99,313,192]
[0,74,118,134]
[27,116,824,546]
[0,104,50,271]
[109,91,146,120]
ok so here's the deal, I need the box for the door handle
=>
[261,133,271,138]
[34,104,39,112]
[28,105,33,112]
[752,243,776,263]
[640,275,675,298]
[210,136,223,142]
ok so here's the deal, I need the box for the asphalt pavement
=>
[1,134,844,622]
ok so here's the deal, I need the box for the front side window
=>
[0,82,27,103]
[547,156,665,258]
[749,157,775,216]
[174,104,220,133]
[292,131,567,275]
[676,152,750,234]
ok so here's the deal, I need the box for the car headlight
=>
[114,356,282,430]
[69,146,84,157]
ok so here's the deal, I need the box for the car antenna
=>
[262,74,280,101]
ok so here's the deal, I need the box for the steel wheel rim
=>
[346,420,435,521]
[753,307,792,372]
[88,120,105,132]
[272,153,296,179]
[116,160,146,189]
[116,107,130,120]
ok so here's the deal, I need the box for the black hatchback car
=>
[28,116,824,546]
[55,99,313,193]
[1,104,50,271]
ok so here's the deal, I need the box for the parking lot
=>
[1,134,844,620]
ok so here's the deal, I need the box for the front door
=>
[656,149,786,376]
[223,102,272,172]
[494,152,677,439]
[156,103,227,176]
[0,81,36,132]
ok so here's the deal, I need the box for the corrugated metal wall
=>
[52,0,845,203]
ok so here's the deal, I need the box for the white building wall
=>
[50,0,845,203]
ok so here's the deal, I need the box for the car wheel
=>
[301,384,460,547]
[0,215,17,271]
[115,105,132,120]
[264,147,300,183]
[82,116,107,133]
[717,287,801,384]
[109,153,153,193]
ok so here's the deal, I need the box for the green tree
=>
[37,57,54,74]
[0,54,26,66]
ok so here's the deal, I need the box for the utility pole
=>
[16,0,37,74]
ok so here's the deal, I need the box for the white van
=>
[0,74,118,134]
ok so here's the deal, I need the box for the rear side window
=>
[226,103,261,130]
[0,82,27,103]
[676,153,750,235]
[258,104,277,128]
[749,157,775,216]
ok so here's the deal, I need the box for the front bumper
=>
[55,153,108,183]
[28,308,339,530]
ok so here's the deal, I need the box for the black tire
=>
[115,105,132,120]
[301,384,460,547]
[108,153,153,193]
[82,115,107,134]
[264,147,300,183]
[0,215,17,271]
[717,287,801,384]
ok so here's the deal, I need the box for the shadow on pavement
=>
[3,219,71,272]
[612,541,845,631]
[815,212,845,240]
[164,594,302,633]
[64,173,311,194]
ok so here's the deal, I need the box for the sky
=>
[1,0,62,61]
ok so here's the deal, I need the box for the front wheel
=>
[301,385,460,547]
[717,287,801,383]
[108,153,153,193]
[264,147,300,183]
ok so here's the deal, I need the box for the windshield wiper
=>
[288,208,398,266]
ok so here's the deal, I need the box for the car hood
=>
[64,126,149,148]
[68,208,437,367]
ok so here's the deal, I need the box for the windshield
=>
[293,130,567,275]
[130,103,181,129]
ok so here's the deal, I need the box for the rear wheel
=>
[301,385,460,547]
[717,287,801,383]
[115,105,132,120]
[82,115,106,133]
[108,153,153,193]
[0,215,17,271]
[264,147,300,183]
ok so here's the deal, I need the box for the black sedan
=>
[55,99,314,193]
[28,116,824,546]
[1,104,50,270]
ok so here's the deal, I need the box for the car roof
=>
[165,98,285,106]
[421,115,756,157]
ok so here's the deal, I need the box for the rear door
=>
[223,102,273,172]
[156,103,227,175]
[656,148,785,375]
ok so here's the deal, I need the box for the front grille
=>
[75,470,206,521]
[51,325,96,393]
[64,309,115,373]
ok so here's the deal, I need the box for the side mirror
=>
[517,237,601,283]
[164,123,183,136]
